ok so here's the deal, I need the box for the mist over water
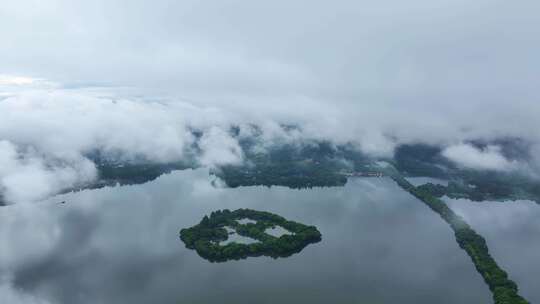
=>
[2,0,540,206]
[1,2,539,303]
[0,169,494,303]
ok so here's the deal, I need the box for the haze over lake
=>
[0,169,505,304]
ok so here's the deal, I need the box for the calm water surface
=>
[0,169,493,304]
[447,198,540,303]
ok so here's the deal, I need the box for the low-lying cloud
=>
[0,88,247,204]
[0,141,96,203]
[1,0,540,204]
[0,79,539,204]
[442,144,518,172]
[198,127,244,167]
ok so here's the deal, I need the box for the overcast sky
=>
[2,0,539,137]
[1,1,540,203]
[1,0,538,92]
[1,3,540,303]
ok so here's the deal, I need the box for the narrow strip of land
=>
[385,168,529,304]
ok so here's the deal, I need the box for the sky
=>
[1,0,540,203]
[1,3,540,303]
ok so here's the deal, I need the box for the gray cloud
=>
[1,0,538,101]
[0,279,52,304]
[0,4,539,303]
[1,1,539,140]
[0,88,248,204]
[0,141,97,203]
[1,1,540,204]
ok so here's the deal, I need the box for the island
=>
[180,209,322,262]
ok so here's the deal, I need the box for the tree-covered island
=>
[180,209,322,262]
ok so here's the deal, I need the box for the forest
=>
[390,172,529,304]
[180,209,322,262]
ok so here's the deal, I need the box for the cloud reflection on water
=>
[0,169,493,303]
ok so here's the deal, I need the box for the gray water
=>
[0,169,493,304]
[447,198,540,303]
[264,226,292,237]
[218,227,258,246]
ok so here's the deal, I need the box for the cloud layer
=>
[442,144,518,172]
[0,89,252,204]
[0,280,52,304]
[1,1,540,203]
[0,141,97,203]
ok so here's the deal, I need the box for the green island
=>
[387,168,529,304]
[180,209,322,262]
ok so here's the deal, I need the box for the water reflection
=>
[264,226,293,237]
[447,198,540,303]
[218,226,259,246]
[0,169,492,304]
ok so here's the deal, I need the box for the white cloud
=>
[0,90,250,203]
[0,91,191,162]
[0,75,35,86]
[0,141,97,204]
[1,1,540,201]
[1,83,539,204]
[198,127,243,167]
[442,144,517,171]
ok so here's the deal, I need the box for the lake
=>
[0,169,494,303]
[447,198,540,304]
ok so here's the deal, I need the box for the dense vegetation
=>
[60,161,193,195]
[180,209,322,262]
[418,181,540,204]
[96,162,190,186]
[389,170,529,304]
[213,141,354,189]
[392,143,452,178]
[67,136,540,205]
[216,140,539,203]
[215,162,347,189]
[392,143,540,204]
